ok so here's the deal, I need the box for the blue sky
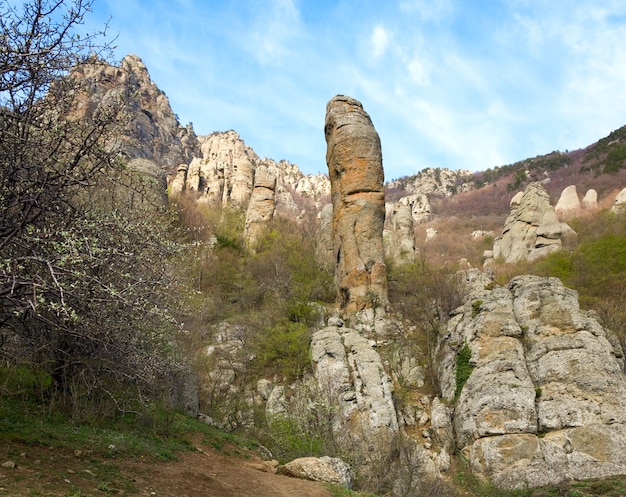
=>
[84,0,626,179]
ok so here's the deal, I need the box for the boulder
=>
[425,228,438,241]
[282,456,353,488]
[437,275,626,488]
[581,189,598,210]
[492,182,573,263]
[510,191,524,206]
[611,187,626,214]
[554,185,581,219]
[324,95,387,312]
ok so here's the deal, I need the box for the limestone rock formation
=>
[581,189,598,210]
[72,55,199,169]
[397,193,432,224]
[316,204,334,270]
[169,130,329,213]
[437,275,626,488]
[282,456,353,488]
[243,165,277,250]
[325,95,388,313]
[555,185,581,219]
[171,131,257,207]
[387,167,474,197]
[311,325,399,455]
[384,202,416,264]
[510,191,524,206]
[425,228,438,241]
[611,187,626,214]
[492,182,573,263]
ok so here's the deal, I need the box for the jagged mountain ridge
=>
[75,54,626,222]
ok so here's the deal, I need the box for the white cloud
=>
[248,0,303,65]
[371,25,391,58]
[399,0,456,21]
[407,58,429,85]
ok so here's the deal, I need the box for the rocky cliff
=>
[72,54,199,169]
[437,275,626,488]
[170,130,330,213]
[73,56,330,219]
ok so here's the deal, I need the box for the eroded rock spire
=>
[324,95,387,313]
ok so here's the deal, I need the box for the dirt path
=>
[0,440,334,497]
[125,447,334,497]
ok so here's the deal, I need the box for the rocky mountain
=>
[69,54,626,494]
[387,167,475,197]
[72,54,199,169]
[75,55,330,218]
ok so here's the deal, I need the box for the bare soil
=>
[0,437,333,497]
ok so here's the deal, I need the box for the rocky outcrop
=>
[555,185,601,219]
[437,275,626,488]
[425,228,438,241]
[611,187,626,214]
[316,204,334,270]
[581,189,598,210]
[243,165,277,250]
[384,202,416,264]
[171,131,257,207]
[397,193,432,224]
[325,95,387,313]
[492,182,574,263]
[282,456,353,488]
[170,130,329,213]
[72,55,199,169]
[387,167,474,197]
[555,185,581,219]
[311,324,398,456]
[510,191,524,206]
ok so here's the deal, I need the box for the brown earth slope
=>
[0,439,333,497]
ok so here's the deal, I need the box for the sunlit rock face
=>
[437,275,626,488]
[492,182,574,263]
[324,95,387,313]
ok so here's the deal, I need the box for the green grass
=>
[0,396,257,462]
[324,483,378,497]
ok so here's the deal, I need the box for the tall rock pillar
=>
[243,165,277,251]
[324,95,388,313]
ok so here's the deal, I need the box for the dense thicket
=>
[0,0,183,417]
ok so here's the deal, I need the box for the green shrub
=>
[251,321,312,380]
[471,300,483,318]
[455,343,474,400]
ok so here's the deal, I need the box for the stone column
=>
[324,95,387,313]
